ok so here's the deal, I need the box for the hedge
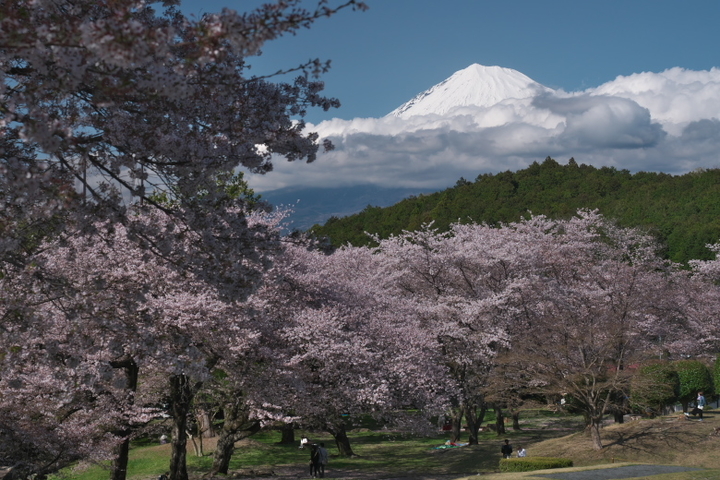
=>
[499,457,574,472]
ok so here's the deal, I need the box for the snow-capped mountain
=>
[258,63,720,231]
[263,64,564,229]
[388,63,554,118]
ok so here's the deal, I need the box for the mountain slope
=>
[310,158,720,264]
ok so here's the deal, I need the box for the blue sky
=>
[177,1,720,194]
[181,0,720,123]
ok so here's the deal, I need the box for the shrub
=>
[630,360,679,415]
[499,457,573,472]
[673,360,713,409]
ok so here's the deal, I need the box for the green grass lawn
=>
[59,426,503,479]
[56,409,720,480]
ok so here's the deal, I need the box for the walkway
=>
[533,464,701,480]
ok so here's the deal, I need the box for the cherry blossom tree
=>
[1,1,366,478]
[368,223,532,444]
[357,211,707,450]
[220,240,448,458]
[1,0,366,210]
[157,236,448,474]
[0,207,287,480]
[688,243,720,354]
[1,0,367,301]
[490,211,699,449]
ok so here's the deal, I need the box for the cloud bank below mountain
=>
[249,66,720,192]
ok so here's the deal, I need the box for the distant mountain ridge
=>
[261,185,436,232]
[309,158,720,264]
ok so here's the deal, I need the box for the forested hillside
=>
[310,157,720,263]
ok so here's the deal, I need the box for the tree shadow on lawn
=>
[599,417,710,461]
[530,413,720,470]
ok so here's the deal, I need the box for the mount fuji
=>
[264,63,559,231]
[257,63,720,231]
[389,64,554,118]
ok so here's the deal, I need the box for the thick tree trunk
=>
[494,407,505,435]
[327,424,354,457]
[212,434,236,475]
[210,400,261,475]
[110,438,131,480]
[279,423,296,444]
[109,356,139,480]
[464,404,486,445]
[589,418,603,450]
[450,408,463,443]
[169,374,194,480]
[511,412,520,430]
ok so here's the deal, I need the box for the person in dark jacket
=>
[501,439,513,458]
[309,444,321,478]
[317,442,329,478]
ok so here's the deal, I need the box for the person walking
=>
[317,442,329,478]
[501,439,513,459]
[309,444,321,478]
[697,391,707,421]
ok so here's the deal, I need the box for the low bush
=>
[499,457,573,472]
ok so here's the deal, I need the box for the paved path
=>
[533,464,702,480]
[210,465,705,480]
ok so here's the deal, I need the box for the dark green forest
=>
[310,157,720,264]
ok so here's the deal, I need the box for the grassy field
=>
[60,408,720,480]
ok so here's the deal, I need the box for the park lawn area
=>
[59,409,720,480]
[62,429,488,480]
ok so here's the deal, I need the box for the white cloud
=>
[249,67,720,192]
[590,67,720,135]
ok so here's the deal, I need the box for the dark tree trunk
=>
[610,390,628,423]
[279,423,296,444]
[450,408,463,443]
[327,424,354,457]
[110,439,131,480]
[169,374,194,480]
[109,356,139,480]
[210,400,261,475]
[212,433,236,475]
[512,412,520,430]
[494,407,505,435]
[464,403,487,445]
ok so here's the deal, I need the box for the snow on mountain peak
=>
[389,63,553,118]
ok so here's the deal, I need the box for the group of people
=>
[300,438,329,478]
[501,439,526,459]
